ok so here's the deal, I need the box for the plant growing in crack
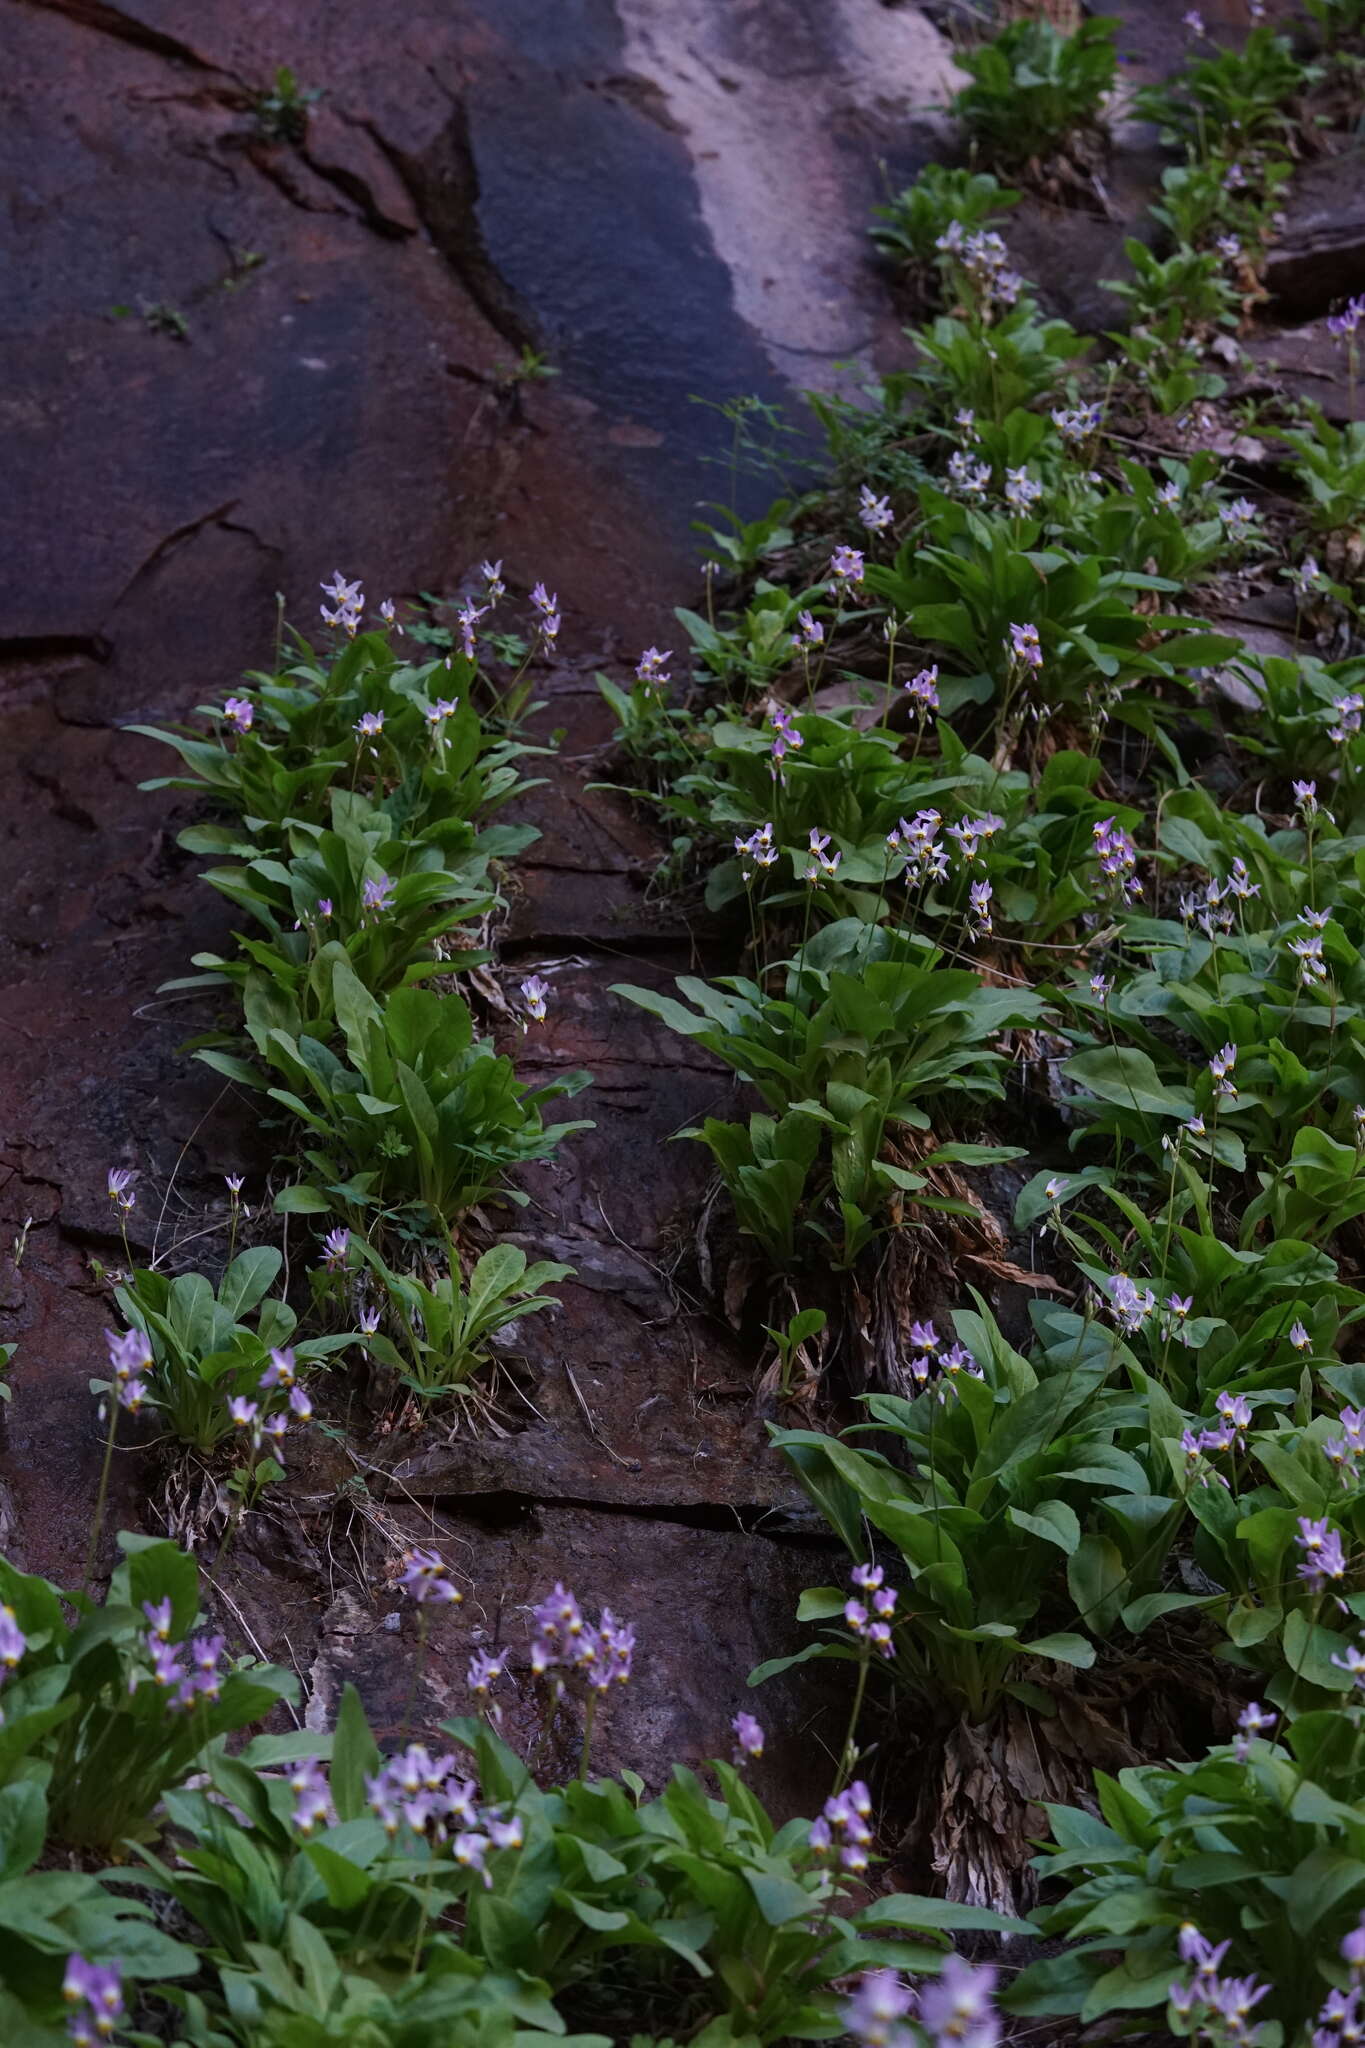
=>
[252,65,322,145]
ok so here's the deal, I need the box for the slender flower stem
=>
[82,1399,120,1593]
[400,1609,431,1743]
[832,1642,871,1798]
[579,1691,599,1779]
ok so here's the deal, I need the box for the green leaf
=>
[749,1642,856,1686]
[1067,1535,1127,1635]
[330,1682,380,1824]
[795,1587,847,1622]
[218,1245,283,1321]
[859,1892,1036,1937]
[1064,1045,1195,1120]
[1023,1633,1096,1669]
[0,1783,47,1882]
[302,1839,372,1911]
[1007,1501,1080,1555]
[1121,1591,1207,1634]
[274,1184,334,1215]
[1286,1845,1365,1936]
[745,1869,818,1926]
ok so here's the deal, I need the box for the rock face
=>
[1265,157,1365,322]
[0,0,975,1797]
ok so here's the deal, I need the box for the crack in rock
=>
[363,107,538,356]
[20,0,225,74]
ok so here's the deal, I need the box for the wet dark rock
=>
[302,1502,845,1816]
[1238,320,1359,423]
[1265,155,1365,321]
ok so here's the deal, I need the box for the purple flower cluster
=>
[227,1346,312,1462]
[105,1326,153,1416]
[1180,1428,1230,1491]
[887,810,949,889]
[906,1322,984,1404]
[946,810,1004,864]
[358,1742,524,1874]
[141,1596,226,1713]
[1168,1924,1269,2039]
[804,828,841,886]
[1008,620,1042,671]
[937,224,1022,317]
[967,879,993,942]
[792,608,824,653]
[1004,466,1042,513]
[1328,295,1365,340]
[809,1777,875,1873]
[1329,693,1364,746]
[222,695,254,733]
[1290,911,1328,990]
[106,1167,138,1213]
[1325,1406,1365,1487]
[947,449,992,499]
[770,703,804,779]
[735,821,777,882]
[1233,1700,1275,1762]
[0,1601,26,1680]
[63,1955,124,2048]
[288,1757,333,1836]
[1052,402,1103,446]
[400,1546,465,1608]
[904,665,939,717]
[829,545,865,592]
[361,871,396,917]
[1296,1515,1347,1592]
[529,1582,635,1695]
[424,696,458,734]
[732,1710,764,1763]
[467,1646,506,1698]
[1180,1392,1253,1486]
[1093,817,1141,901]
[843,1957,999,2048]
[322,1228,350,1271]
[521,973,551,1023]
[530,581,561,649]
[845,1561,897,1658]
[320,571,364,636]
[1307,1917,1365,2045]
[1220,496,1258,545]
[1209,1042,1238,1099]
[859,485,894,534]
[456,598,487,660]
[1105,1273,1157,1336]
[636,646,671,691]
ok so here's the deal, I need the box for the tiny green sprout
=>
[220,248,266,292]
[143,302,189,342]
[499,345,558,387]
[252,64,322,145]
